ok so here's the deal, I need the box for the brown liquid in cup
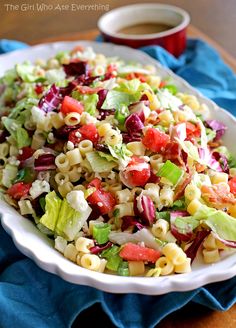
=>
[118,23,174,35]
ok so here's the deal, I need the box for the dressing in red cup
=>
[98,4,190,57]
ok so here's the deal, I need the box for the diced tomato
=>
[7,182,31,200]
[87,178,102,190]
[229,177,236,196]
[119,243,161,263]
[142,128,170,152]
[34,84,44,95]
[87,178,116,215]
[159,80,167,88]
[122,156,151,188]
[186,122,201,140]
[17,147,35,162]
[126,72,147,82]
[60,96,84,115]
[68,123,99,145]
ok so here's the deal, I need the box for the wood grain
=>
[37,28,236,328]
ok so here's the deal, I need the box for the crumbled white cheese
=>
[81,112,97,125]
[8,156,20,166]
[67,141,74,150]
[66,190,89,212]
[97,202,103,208]
[47,132,55,143]
[29,180,50,199]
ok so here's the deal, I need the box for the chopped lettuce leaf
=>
[176,138,200,162]
[86,151,117,172]
[2,117,31,148]
[174,216,200,234]
[39,191,61,231]
[45,69,66,84]
[16,63,45,83]
[101,90,137,110]
[16,127,31,148]
[56,198,92,241]
[205,211,236,242]
[72,91,98,116]
[1,164,18,188]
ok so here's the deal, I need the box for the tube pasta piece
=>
[80,254,101,271]
[66,148,82,166]
[159,185,174,207]
[0,143,9,157]
[114,203,134,218]
[55,172,70,186]
[68,166,81,182]
[202,248,220,264]
[31,131,46,149]
[151,219,169,240]
[144,183,160,205]
[104,129,122,146]
[211,172,228,184]
[75,237,95,253]
[78,140,93,156]
[18,199,35,216]
[128,261,145,276]
[187,199,202,215]
[174,258,191,273]
[97,123,112,137]
[155,257,174,276]
[0,157,7,169]
[184,184,201,201]
[150,154,163,171]
[64,244,78,262]
[158,110,174,127]
[55,153,71,172]
[115,188,132,204]
[49,112,64,129]
[162,243,187,266]
[64,112,81,126]
[58,181,73,197]
[203,233,218,250]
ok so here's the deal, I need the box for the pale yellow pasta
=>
[37,116,52,132]
[187,199,202,215]
[108,183,122,193]
[104,129,122,146]
[64,244,78,262]
[128,261,145,276]
[58,181,73,197]
[146,75,161,88]
[54,172,70,185]
[9,145,18,156]
[80,254,101,271]
[18,200,35,216]
[142,90,160,110]
[178,93,200,111]
[0,142,9,157]
[229,168,236,178]
[144,183,160,205]
[78,140,93,156]
[98,259,107,273]
[64,112,81,126]
[162,243,187,266]
[151,219,169,240]
[202,248,220,264]
[149,154,163,171]
[184,184,201,201]
[31,131,46,149]
[80,158,93,172]
[73,184,86,192]
[203,233,218,250]
[66,148,82,166]
[115,188,132,204]
[173,110,190,123]
[49,112,64,129]
[55,153,71,172]
[0,157,7,169]
[211,172,228,184]
[155,257,174,276]
[158,110,174,127]
[126,141,146,156]
[68,166,81,182]
[54,236,67,254]
[174,258,191,273]
[97,122,112,137]
[146,267,161,277]
[75,237,95,253]
[160,185,174,207]
[114,202,134,218]
[24,119,36,131]
[84,172,95,182]
[47,58,60,69]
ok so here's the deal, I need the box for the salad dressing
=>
[118,23,173,35]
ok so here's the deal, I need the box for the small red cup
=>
[98,4,190,57]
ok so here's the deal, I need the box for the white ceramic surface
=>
[0,41,235,295]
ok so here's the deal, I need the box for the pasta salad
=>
[0,45,236,277]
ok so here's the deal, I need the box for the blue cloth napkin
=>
[0,38,236,328]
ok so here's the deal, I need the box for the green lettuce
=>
[72,91,98,116]
[2,117,31,148]
[86,151,117,172]
[39,191,62,231]
[16,62,45,83]
[55,199,92,241]
[101,90,137,110]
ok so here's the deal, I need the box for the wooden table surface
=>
[35,27,235,328]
